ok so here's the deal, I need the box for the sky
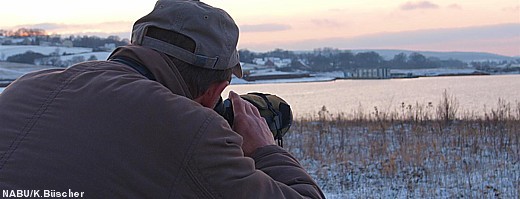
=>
[0,0,519,56]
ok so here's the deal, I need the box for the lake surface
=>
[223,75,520,117]
[2,75,519,117]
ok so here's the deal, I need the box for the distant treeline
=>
[239,48,468,72]
[70,35,128,51]
[0,28,47,37]
[1,28,129,50]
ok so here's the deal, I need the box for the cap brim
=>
[232,63,243,78]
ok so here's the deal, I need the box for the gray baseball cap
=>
[131,0,242,78]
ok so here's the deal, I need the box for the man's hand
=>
[229,91,275,157]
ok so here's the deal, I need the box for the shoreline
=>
[2,71,519,88]
[230,72,516,85]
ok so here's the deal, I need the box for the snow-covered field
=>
[0,45,92,59]
[283,94,520,199]
[0,45,111,81]
[287,119,519,198]
[0,62,59,80]
[0,45,111,65]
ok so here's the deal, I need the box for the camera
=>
[214,92,293,147]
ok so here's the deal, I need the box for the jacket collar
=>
[109,45,193,99]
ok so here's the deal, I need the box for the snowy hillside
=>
[0,45,111,63]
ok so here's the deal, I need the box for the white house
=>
[253,57,291,68]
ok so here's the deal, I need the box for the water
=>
[224,74,520,117]
[2,75,519,117]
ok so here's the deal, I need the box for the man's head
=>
[131,0,242,107]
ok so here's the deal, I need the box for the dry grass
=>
[285,91,519,198]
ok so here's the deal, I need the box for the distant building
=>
[104,43,116,50]
[252,58,266,65]
[350,68,390,79]
[94,43,117,52]
[252,57,291,68]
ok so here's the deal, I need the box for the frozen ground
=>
[285,118,519,198]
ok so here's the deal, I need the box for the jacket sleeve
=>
[183,113,325,199]
[251,145,325,199]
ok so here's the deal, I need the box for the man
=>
[0,0,324,198]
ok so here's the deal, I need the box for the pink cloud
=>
[400,1,440,10]
[310,19,343,28]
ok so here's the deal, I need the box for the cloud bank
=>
[240,23,520,56]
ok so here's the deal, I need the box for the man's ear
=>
[195,81,229,108]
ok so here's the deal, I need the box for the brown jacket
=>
[0,45,324,198]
